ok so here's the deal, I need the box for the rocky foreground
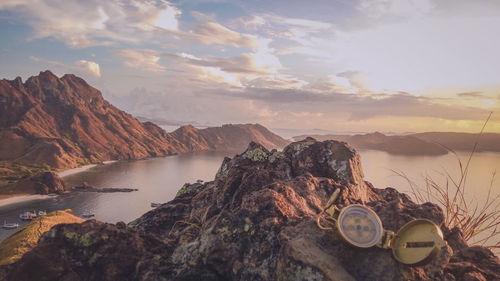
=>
[1,139,499,280]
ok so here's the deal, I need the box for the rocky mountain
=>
[1,139,498,280]
[0,71,288,171]
[171,124,290,152]
[0,71,188,169]
[293,132,448,156]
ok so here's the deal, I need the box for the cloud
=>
[73,60,101,77]
[168,52,273,75]
[337,71,372,91]
[115,49,165,72]
[190,11,216,22]
[187,22,258,50]
[356,0,435,21]
[29,56,101,78]
[306,75,354,94]
[154,5,181,31]
[456,91,487,98]
[205,87,492,122]
[232,15,266,31]
[0,0,180,47]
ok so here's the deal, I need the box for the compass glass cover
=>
[337,205,383,248]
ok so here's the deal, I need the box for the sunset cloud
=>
[0,0,179,47]
[115,49,164,72]
[73,60,101,78]
[187,22,258,50]
[29,56,101,78]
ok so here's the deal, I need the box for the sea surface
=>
[1,149,499,245]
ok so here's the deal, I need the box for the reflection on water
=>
[1,149,499,243]
[361,150,500,207]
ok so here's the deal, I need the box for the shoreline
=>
[0,161,120,207]
[57,164,98,178]
[0,194,53,208]
[57,160,119,178]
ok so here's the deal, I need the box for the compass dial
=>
[337,205,383,248]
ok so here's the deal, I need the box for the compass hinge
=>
[377,230,395,249]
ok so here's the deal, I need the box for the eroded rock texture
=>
[2,139,499,281]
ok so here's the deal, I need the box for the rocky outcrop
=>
[2,139,499,281]
[72,182,138,193]
[11,171,67,194]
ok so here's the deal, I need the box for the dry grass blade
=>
[397,112,499,255]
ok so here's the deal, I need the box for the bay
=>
[1,149,499,244]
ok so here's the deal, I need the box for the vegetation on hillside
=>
[0,209,84,265]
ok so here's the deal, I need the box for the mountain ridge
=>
[0,71,289,197]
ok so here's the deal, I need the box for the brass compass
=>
[317,189,446,265]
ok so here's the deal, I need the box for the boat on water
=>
[81,211,95,218]
[151,203,161,207]
[19,211,37,221]
[2,221,19,229]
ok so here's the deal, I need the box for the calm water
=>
[1,150,499,242]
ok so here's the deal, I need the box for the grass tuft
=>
[395,112,499,254]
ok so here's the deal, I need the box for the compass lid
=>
[391,219,446,265]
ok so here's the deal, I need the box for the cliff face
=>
[2,139,498,281]
[0,71,188,169]
[0,71,289,171]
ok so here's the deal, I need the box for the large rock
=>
[12,171,67,194]
[2,139,499,281]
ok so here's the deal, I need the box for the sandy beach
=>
[57,164,98,178]
[0,194,53,208]
[0,161,118,207]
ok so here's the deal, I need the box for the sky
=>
[0,0,499,133]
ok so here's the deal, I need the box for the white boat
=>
[2,221,19,229]
[19,211,36,221]
[81,211,95,218]
[151,202,161,207]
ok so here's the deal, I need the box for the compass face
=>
[337,205,383,248]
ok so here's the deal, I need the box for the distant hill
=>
[292,132,449,156]
[172,124,289,152]
[0,71,289,171]
[411,132,500,153]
